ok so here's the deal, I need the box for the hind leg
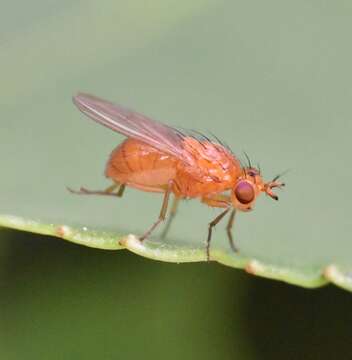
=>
[67,183,126,198]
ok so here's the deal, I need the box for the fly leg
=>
[67,183,126,198]
[160,196,180,240]
[201,194,232,260]
[207,208,230,261]
[201,194,231,208]
[140,181,173,241]
[226,209,238,252]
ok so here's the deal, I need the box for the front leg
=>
[202,194,238,259]
[226,209,237,252]
[201,193,231,208]
[206,208,230,260]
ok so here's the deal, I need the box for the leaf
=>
[1,213,348,290]
[1,1,352,292]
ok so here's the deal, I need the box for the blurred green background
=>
[1,1,352,358]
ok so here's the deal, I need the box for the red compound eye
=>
[234,181,255,204]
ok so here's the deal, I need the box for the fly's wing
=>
[73,93,193,163]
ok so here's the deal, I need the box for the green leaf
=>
[1,1,352,292]
[0,213,344,290]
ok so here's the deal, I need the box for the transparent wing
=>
[73,93,192,162]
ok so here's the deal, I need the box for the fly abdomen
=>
[105,138,177,192]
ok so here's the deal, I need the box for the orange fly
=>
[69,93,285,258]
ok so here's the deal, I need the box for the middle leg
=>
[160,196,180,240]
[139,180,173,241]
